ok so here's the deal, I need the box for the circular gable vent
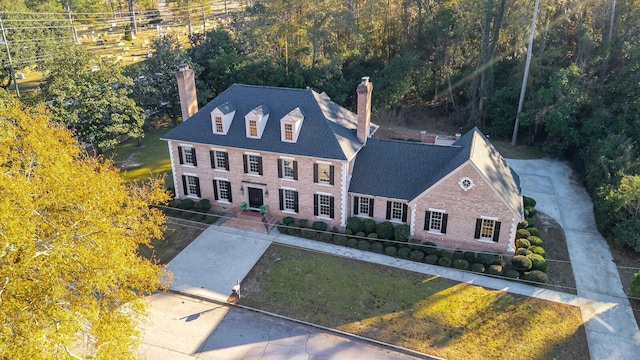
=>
[459,177,475,191]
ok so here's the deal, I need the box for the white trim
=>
[480,215,499,221]
[168,141,179,198]
[245,151,261,156]
[316,160,332,165]
[428,207,446,213]
[214,176,229,181]
[281,186,297,191]
[246,173,262,178]
[216,200,231,204]
[477,239,495,244]
[459,176,475,191]
[182,172,197,177]
[279,155,295,160]
[427,230,444,236]
[178,143,194,148]
[210,147,226,152]
[282,210,297,215]
[316,191,332,196]
[410,203,416,236]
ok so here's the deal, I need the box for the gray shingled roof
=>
[162,84,366,160]
[349,128,522,217]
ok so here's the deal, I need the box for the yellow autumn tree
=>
[0,91,170,359]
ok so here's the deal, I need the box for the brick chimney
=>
[175,64,198,121]
[356,76,373,145]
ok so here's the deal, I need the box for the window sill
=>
[216,200,231,204]
[477,238,496,244]
[317,215,332,220]
[389,219,405,224]
[355,214,372,218]
[282,210,297,214]
[280,178,296,182]
[427,230,444,236]
[182,164,197,168]
[246,173,262,177]
[186,195,200,199]
[213,168,228,172]
[316,182,333,187]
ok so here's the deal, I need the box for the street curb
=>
[166,289,442,360]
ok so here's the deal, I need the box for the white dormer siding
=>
[280,107,304,143]
[245,105,269,139]
[211,102,236,135]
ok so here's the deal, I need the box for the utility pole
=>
[0,13,19,97]
[65,2,79,44]
[511,0,540,146]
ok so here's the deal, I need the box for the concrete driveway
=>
[508,158,640,360]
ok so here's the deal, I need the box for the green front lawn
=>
[240,245,588,360]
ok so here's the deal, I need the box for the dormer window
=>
[245,105,269,139]
[211,102,235,135]
[280,107,304,143]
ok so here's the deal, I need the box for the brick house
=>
[163,65,523,253]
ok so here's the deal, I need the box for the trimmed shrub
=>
[438,256,452,267]
[363,219,376,234]
[631,272,640,298]
[453,250,465,260]
[371,241,384,253]
[529,245,546,258]
[527,227,540,237]
[376,221,395,239]
[516,229,531,239]
[345,229,353,235]
[394,224,411,242]
[504,269,520,279]
[526,219,536,228]
[464,251,477,262]
[527,253,548,272]
[333,234,347,246]
[523,196,537,208]
[312,221,328,231]
[385,246,398,256]
[471,263,486,273]
[438,249,450,258]
[477,252,502,265]
[283,216,296,225]
[515,248,533,256]
[424,254,438,264]
[347,238,358,248]
[288,226,301,236]
[277,223,288,233]
[397,247,411,258]
[358,240,371,251]
[517,220,529,229]
[527,236,544,246]
[410,250,425,261]
[195,199,211,212]
[346,217,363,233]
[488,264,503,275]
[301,229,316,238]
[297,219,309,228]
[453,259,470,270]
[318,231,333,242]
[515,238,531,249]
[355,231,366,238]
[525,206,537,217]
[332,226,341,233]
[511,255,533,271]
[524,270,548,283]
[423,242,438,254]
[179,198,195,210]
[408,238,422,250]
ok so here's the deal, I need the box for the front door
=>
[247,187,264,210]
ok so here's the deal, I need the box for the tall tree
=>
[38,45,145,151]
[0,90,170,358]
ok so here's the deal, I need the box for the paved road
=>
[139,292,424,360]
[508,158,640,360]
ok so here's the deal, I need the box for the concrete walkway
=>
[508,158,640,360]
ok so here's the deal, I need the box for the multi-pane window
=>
[354,196,374,217]
[214,116,223,133]
[391,201,404,221]
[284,123,293,141]
[283,160,294,179]
[215,180,231,202]
[179,146,197,166]
[283,189,297,212]
[480,219,495,239]
[474,218,501,242]
[248,155,260,174]
[182,175,200,197]
[318,194,331,217]
[359,198,370,215]
[318,163,331,184]
[215,151,227,169]
[249,120,258,137]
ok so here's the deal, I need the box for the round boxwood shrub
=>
[385,246,398,256]
[363,219,377,234]
[179,198,195,210]
[355,231,366,239]
[527,253,548,272]
[527,236,544,246]
[477,252,501,265]
[195,199,211,212]
[333,234,347,246]
[376,221,395,239]
[516,229,531,239]
[453,250,465,260]
[525,206,537,217]
[529,245,546,258]
[438,249,450,258]
[527,227,540,237]
[471,263,486,273]
[345,228,353,236]
[423,242,438,254]
[630,272,640,298]
[318,231,333,242]
[517,220,529,229]
[463,251,476,262]
[312,221,328,231]
[453,259,470,270]
[277,223,288,233]
[346,217,363,233]
[397,247,411,258]
[368,233,378,239]
[283,216,296,225]
[371,241,384,253]
[515,238,531,249]
[438,256,452,267]
[301,228,316,238]
[515,248,533,256]
[347,238,358,248]
[523,196,537,208]
[424,254,438,264]
[526,219,536,228]
[488,264,503,276]
[358,239,371,251]
[288,226,301,236]
[524,270,548,283]
[504,269,520,279]
[408,238,422,250]
[394,224,411,242]
[511,255,533,271]
[410,250,425,261]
